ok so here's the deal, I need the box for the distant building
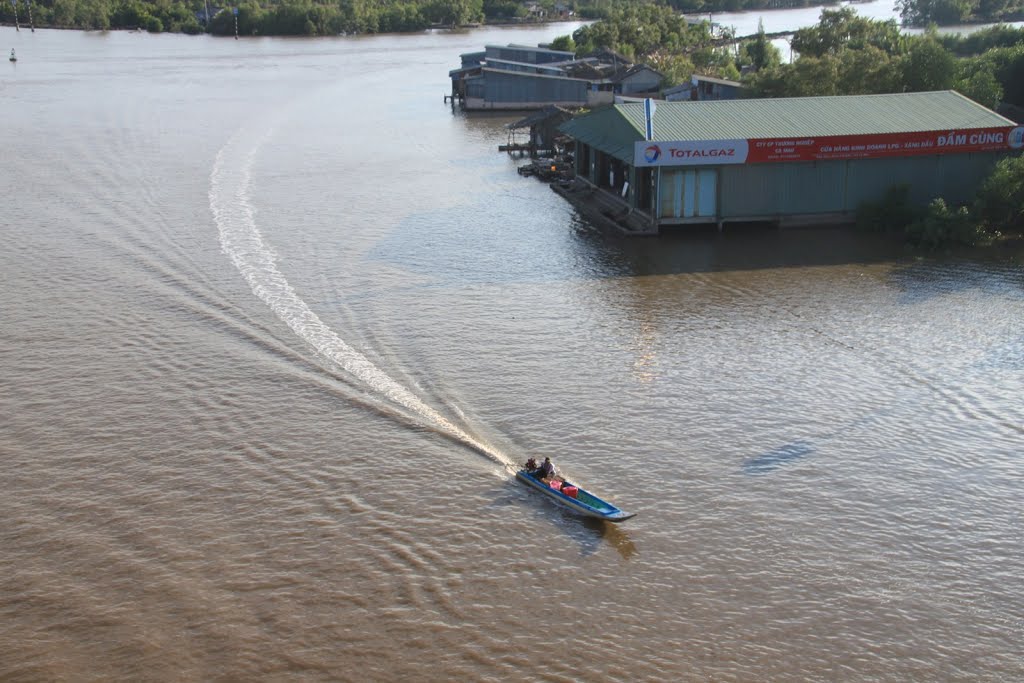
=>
[524,2,546,19]
[664,74,743,102]
[614,65,664,97]
[506,105,576,155]
[558,91,1023,234]
[448,44,662,110]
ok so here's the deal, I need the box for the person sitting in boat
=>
[536,457,555,480]
[524,457,538,473]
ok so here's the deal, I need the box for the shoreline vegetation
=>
[1,0,1021,36]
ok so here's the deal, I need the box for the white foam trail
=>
[210,126,512,468]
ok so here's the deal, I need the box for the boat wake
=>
[209,122,513,469]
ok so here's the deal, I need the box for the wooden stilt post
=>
[11,0,20,31]
[27,0,34,31]
[233,7,239,39]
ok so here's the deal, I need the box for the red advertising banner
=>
[745,127,1020,163]
[633,125,1024,167]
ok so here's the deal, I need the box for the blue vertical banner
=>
[644,98,656,141]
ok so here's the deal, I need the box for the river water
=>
[2,17,1024,682]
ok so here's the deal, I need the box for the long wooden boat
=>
[515,469,636,522]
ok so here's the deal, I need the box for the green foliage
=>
[571,4,714,58]
[482,0,525,19]
[898,0,1023,26]
[859,159,1024,248]
[835,45,901,94]
[954,61,1003,108]
[899,35,957,91]
[645,51,696,88]
[791,8,904,58]
[897,0,972,26]
[939,25,1024,56]
[549,34,575,53]
[746,9,913,97]
[569,3,741,84]
[736,20,782,72]
[972,155,1024,232]
[982,44,1024,106]
[745,10,1021,106]
[3,0,490,34]
[905,198,987,247]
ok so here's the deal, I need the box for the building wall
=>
[586,90,615,107]
[693,81,740,101]
[464,70,587,109]
[646,152,1010,225]
[710,153,1007,222]
[619,70,661,95]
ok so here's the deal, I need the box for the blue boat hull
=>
[515,470,636,522]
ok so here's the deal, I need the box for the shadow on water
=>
[743,441,815,475]
[571,219,908,277]
[743,410,893,476]
[581,516,637,560]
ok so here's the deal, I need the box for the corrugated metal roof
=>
[481,67,590,84]
[612,64,664,84]
[560,106,646,163]
[692,74,742,87]
[508,105,575,130]
[561,91,1015,163]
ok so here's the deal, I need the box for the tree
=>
[737,19,782,71]
[791,7,903,59]
[549,35,576,53]
[646,51,696,88]
[835,45,900,94]
[973,155,1024,231]
[899,36,957,91]
[898,0,975,26]
[984,44,1024,106]
[955,65,1003,107]
[786,56,840,96]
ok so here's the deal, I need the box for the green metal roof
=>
[560,105,647,164]
[560,91,1016,163]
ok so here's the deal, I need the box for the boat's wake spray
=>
[209,123,514,470]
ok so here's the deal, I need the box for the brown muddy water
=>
[2,23,1023,682]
